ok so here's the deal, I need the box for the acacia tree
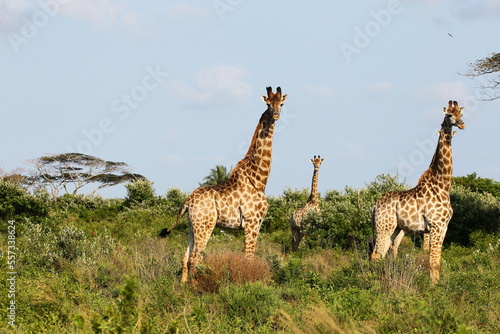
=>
[28,153,144,200]
[463,52,500,101]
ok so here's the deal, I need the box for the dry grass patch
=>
[191,250,272,293]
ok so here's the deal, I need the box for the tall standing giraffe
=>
[371,101,465,284]
[159,87,288,282]
[290,155,324,251]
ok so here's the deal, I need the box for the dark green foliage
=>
[453,172,500,197]
[1,172,499,333]
[447,185,500,246]
[199,165,230,186]
[0,180,49,222]
[303,174,407,251]
[124,179,157,207]
[263,187,309,233]
[217,282,282,328]
[162,187,188,216]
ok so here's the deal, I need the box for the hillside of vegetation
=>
[1,174,499,333]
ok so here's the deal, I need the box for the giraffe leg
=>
[180,219,195,283]
[422,233,430,252]
[390,229,405,257]
[290,218,302,252]
[181,208,217,282]
[371,215,397,261]
[243,223,260,258]
[428,227,447,284]
[187,222,216,276]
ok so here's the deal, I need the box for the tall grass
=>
[2,216,498,333]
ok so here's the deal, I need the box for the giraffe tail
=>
[158,202,189,238]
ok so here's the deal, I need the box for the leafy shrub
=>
[124,179,157,207]
[161,187,188,216]
[0,180,49,222]
[448,185,500,246]
[263,188,309,233]
[217,282,282,328]
[55,193,122,223]
[301,174,407,251]
[21,221,116,272]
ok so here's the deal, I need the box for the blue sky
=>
[1,0,500,198]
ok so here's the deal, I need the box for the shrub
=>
[124,179,157,207]
[0,180,49,222]
[263,188,309,233]
[448,185,500,246]
[20,221,116,272]
[217,281,282,328]
[301,174,408,251]
[162,187,188,216]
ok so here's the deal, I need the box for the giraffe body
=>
[371,101,465,284]
[290,156,324,251]
[163,87,288,282]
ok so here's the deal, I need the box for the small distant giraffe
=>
[159,87,288,282]
[371,101,465,284]
[290,155,324,251]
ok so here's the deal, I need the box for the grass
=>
[1,218,499,333]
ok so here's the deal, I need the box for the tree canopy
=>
[453,173,500,197]
[28,153,145,200]
[463,52,500,100]
[199,165,231,187]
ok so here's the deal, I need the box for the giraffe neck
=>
[307,168,319,205]
[425,120,454,191]
[231,108,276,191]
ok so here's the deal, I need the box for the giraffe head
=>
[442,100,465,130]
[310,155,324,171]
[260,86,288,120]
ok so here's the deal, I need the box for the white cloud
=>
[368,81,393,94]
[167,65,252,107]
[0,0,33,30]
[304,83,336,98]
[419,80,471,102]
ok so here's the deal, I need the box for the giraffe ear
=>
[459,107,465,115]
[442,106,448,115]
[261,95,268,103]
[310,159,314,163]
[282,94,288,102]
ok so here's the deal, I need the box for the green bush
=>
[124,179,157,207]
[263,187,309,233]
[217,282,282,328]
[448,185,500,246]
[301,174,407,251]
[0,180,49,222]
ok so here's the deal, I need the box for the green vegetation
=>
[1,174,499,333]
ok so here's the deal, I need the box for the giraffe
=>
[159,86,288,282]
[290,155,324,251]
[371,100,465,284]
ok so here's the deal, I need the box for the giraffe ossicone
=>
[159,86,288,283]
[290,155,324,251]
[371,100,465,284]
